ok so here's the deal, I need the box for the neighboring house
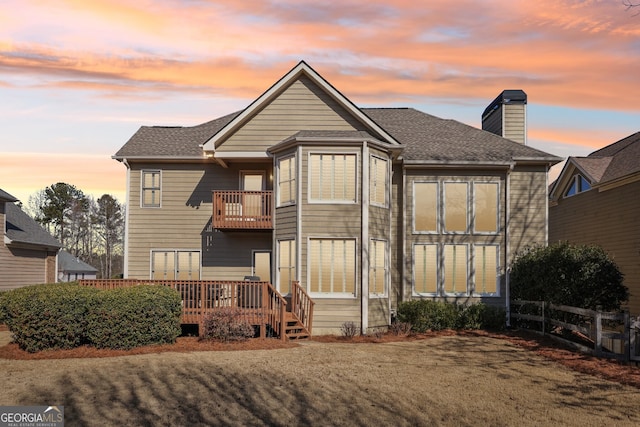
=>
[114,61,561,334]
[58,250,98,282]
[549,131,640,315]
[0,189,61,289]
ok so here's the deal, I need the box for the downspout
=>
[361,142,370,335]
[123,158,131,279]
[505,163,514,327]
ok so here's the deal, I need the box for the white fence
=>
[511,300,640,363]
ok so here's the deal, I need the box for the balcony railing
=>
[213,191,273,229]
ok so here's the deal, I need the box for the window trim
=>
[276,155,297,207]
[150,249,201,280]
[141,169,162,208]
[369,238,388,298]
[307,237,358,299]
[443,181,469,234]
[412,181,439,234]
[307,151,359,205]
[564,174,592,198]
[472,181,500,235]
[276,239,296,295]
[472,244,500,297]
[412,243,439,296]
[369,155,388,208]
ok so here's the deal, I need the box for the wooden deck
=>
[78,279,313,340]
[213,191,273,229]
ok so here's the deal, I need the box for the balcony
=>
[213,191,273,230]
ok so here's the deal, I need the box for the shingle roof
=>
[115,107,559,165]
[0,189,18,202]
[58,250,97,273]
[585,132,640,184]
[5,202,61,249]
[362,108,559,163]
[571,157,612,182]
[113,112,240,159]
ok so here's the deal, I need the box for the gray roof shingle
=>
[586,132,640,184]
[58,250,97,273]
[5,202,61,249]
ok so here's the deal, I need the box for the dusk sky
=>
[1,0,639,204]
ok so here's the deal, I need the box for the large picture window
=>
[309,153,357,202]
[151,250,200,280]
[474,183,498,233]
[444,244,468,295]
[309,239,356,296]
[474,245,498,295]
[278,156,296,206]
[414,182,438,232]
[277,240,296,294]
[414,244,438,295]
[142,170,161,208]
[444,182,468,233]
[370,156,388,206]
[369,239,387,296]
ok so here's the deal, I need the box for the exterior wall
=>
[0,246,48,289]
[126,161,272,280]
[549,179,640,315]
[503,104,526,144]
[218,76,367,153]
[402,169,508,308]
[482,106,503,139]
[508,165,549,262]
[390,163,404,311]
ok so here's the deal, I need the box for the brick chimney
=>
[482,90,527,145]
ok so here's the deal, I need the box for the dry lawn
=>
[2,331,640,426]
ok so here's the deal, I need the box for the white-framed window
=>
[444,182,468,233]
[309,153,357,203]
[444,244,468,295]
[414,244,438,295]
[413,182,438,233]
[370,155,388,207]
[141,170,161,208]
[369,239,387,297]
[564,174,591,197]
[277,156,296,206]
[277,240,296,295]
[473,245,499,296]
[151,250,200,280]
[308,238,357,297]
[473,182,499,234]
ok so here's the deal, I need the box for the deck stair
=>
[284,312,311,340]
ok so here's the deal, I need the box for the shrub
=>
[397,300,505,333]
[340,321,359,338]
[389,321,412,336]
[396,300,458,332]
[200,308,255,342]
[510,242,628,311]
[87,285,182,350]
[0,283,99,352]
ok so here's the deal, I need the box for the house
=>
[0,189,61,289]
[58,250,98,282]
[114,61,561,334]
[549,131,640,315]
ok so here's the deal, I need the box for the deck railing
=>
[78,279,288,340]
[291,281,314,335]
[213,191,273,229]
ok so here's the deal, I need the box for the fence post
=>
[624,310,630,362]
[595,306,602,356]
[541,301,545,335]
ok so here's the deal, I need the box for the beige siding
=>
[550,179,640,316]
[311,298,360,335]
[0,246,48,289]
[218,76,366,152]
[126,162,272,280]
[503,104,526,144]
[390,163,404,309]
[275,205,297,238]
[368,297,390,329]
[508,166,548,262]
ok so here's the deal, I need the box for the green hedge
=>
[0,283,99,352]
[0,283,182,352]
[87,285,182,350]
[397,300,505,333]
